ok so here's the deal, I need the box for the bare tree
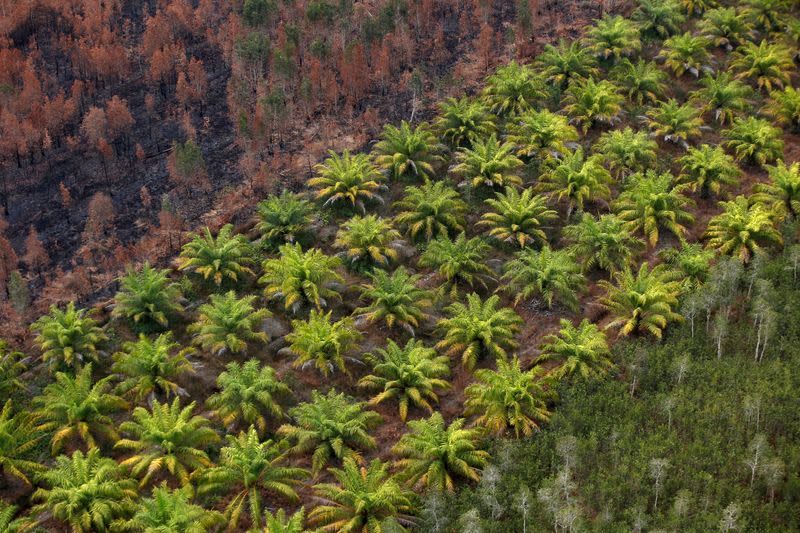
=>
[719,503,740,532]
[761,457,785,504]
[649,458,669,512]
[556,435,578,474]
[515,486,533,533]
[672,354,690,385]
[745,434,768,487]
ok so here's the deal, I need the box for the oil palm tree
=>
[333,215,401,272]
[678,144,740,198]
[723,116,784,166]
[260,243,343,313]
[680,0,717,16]
[705,196,782,262]
[0,341,26,398]
[34,365,127,455]
[31,302,107,371]
[562,78,624,133]
[309,150,385,213]
[112,333,195,404]
[436,293,522,371]
[464,357,555,437]
[764,86,800,131]
[507,109,578,163]
[116,398,219,487]
[255,191,315,249]
[277,390,381,475]
[743,0,790,33]
[698,7,750,50]
[198,427,307,530]
[373,121,441,182]
[418,233,493,297]
[0,400,44,486]
[118,483,225,533]
[287,310,361,377]
[501,246,585,310]
[178,224,255,289]
[658,32,711,78]
[0,502,35,533]
[188,292,269,355]
[393,181,466,242]
[537,147,612,219]
[113,263,184,331]
[563,213,643,273]
[536,40,598,88]
[600,263,684,338]
[633,0,686,39]
[482,61,545,117]
[659,241,716,289]
[436,97,496,149]
[646,99,704,147]
[254,508,311,533]
[355,267,433,334]
[584,15,642,62]
[731,41,794,92]
[611,59,668,106]
[754,160,800,221]
[478,187,557,248]
[594,127,658,178]
[538,319,613,380]
[206,359,292,434]
[359,339,450,421]
[452,134,523,190]
[392,413,488,492]
[692,72,752,125]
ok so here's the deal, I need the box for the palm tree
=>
[482,61,545,117]
[287,310,361,377]
[705,196,782,262]
[359,339,450,421]
[436,97,496,149]
[112,333,195,404]
[31,449,137,533]
[0,340,26,398]
[584,15,642,62]
[206,359,291,434]
[373,121,441,182]
[680,0,717,16]
[754,160,800,220]
[308,458,415,533]
[464,357,555,437]
[309,150,385,213]
[436,293,522,371]
[478,187,557,248]
[501,246,585,310]
[188,292,269,355]
[594,127,658,178]
[333,215,401,272]
[277,390,381,475]
[253,508,311,533]
[113,263,184,331]
[0,400,44,486]
[613,171,695,247]
[658,32,711,78]
[563,213,643,273]
[731,41,794,92]
[355,267,433,334]
[678,144,740,198]
[764,86,800,131]
[392,413,487,492]
[418,233,493,297]
[260,243,343,313]
[0,502,35,533]
[198,427,307,530]
[536,40,598,88]
[600,263,684,339]
[31,302,107,371]
[34,365,127,454]
[256,191,315,249]
[611,59,668,106]
[692,72,752,125]
[452,134,523,190]
[537,147,612,219]
[538,319,613,380]
[646,99,704,147]
[393,181,466,242]
[723,116,784,166]
[507,109,578,162]
[116,398,219,487]
[118,483,225,533]
[562,78,624,133]
[178,224,255,289]
[633,0,686,39]
[743,0,790,33]
[659,241,716,289]
[698,7,750,50]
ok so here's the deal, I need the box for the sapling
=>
[649,458,669,512]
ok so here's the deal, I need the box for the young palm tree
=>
[436,293,522,371]
[359,339,450,422]
[260,243,343,313]
[418,233,493,297]
[0,502,35,533]
[537,147,612,219]
[501,246,585,310]
[538,319,613,380]
[658,32,711,78]
[112,333,195,404]
[723,116,784,166]
[600,263,684,339]
[678,144,740,198]
[436,97,496,149]
[393,181,466,242]
[255,191,315,249]
[563,213,643,273]
[646,99,704,147]
[743,0,790,33]
[613,171,695,247]
[698,7,750,50]
[659,241,716,289]
[254,508,310,533]
[482,61,545,117]
[452,134,523,190]
[333,215,401,272]
[308,458,415,533]
[0,340,26,398]
[31,302,107,371]
[116,398,219,487]
[178,224,255,289]
[536,40,598,88]
[34,365,127,455]
[309,150,385,213]
[198,427,307,530]
[584,15,642,62]
[118,483,225,533]
[392,413,488,492]
[633,0,686,39]
[373,121,441,182]
[113,263,184,331]
[692,72,752,125]
[594,127,658,178]
[731,41,794,92]
[355,267,433,334]
[705,196,782,262]
[681,0,717,16]
[754,160,800,220]
[188,292,269,355]
[611,59,668,106]
[562,78,624,133]
[0,400,44,486]
[206,359,291,434]
[507,108,578,162]
[478,187,557,248]
[764,86,800,131]
[31,449,137,533]
[287,310,361,377]
[277,390,381,475]
[464,357,555,437]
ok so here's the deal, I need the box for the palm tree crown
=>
[119,483,224,533]
[501,246,585,310]
[478,186,557,248]
[646,99,704,147]
[309,150,385,213]
[678,144,740,198]
[633,0,686,39]
[355,267,433,334]
[562,78,624,133]
[723,116,784,166]
[178,224,254,288]
[418,233,493,297]
[584,15,642,62]
[260,243,343,313]
[507,108,578,163]
[113,262,184,331]
[436,97,496,149]
[698,7,749,50]
[373,121,441,182]
[333,215,401,272]
[536,39,598,88]
[287,310,361,377]
[452,134,523,190]
[658,32,711,78]
[539,319,613,380]
[754,160,800,221]
[256,191,315,249]
[482,61,545,117]
[594,127,658,178]
[731,40,794,92]
[31,302,107,371]
[112,333,195,404]
[705,196,782,263]
[0,400,44,486]
[563,213,643,273]
[611,59,668,106]
[692,72,751,125]
[188,291,269,355]
[393,181,466,242]
[537,147,612,219]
